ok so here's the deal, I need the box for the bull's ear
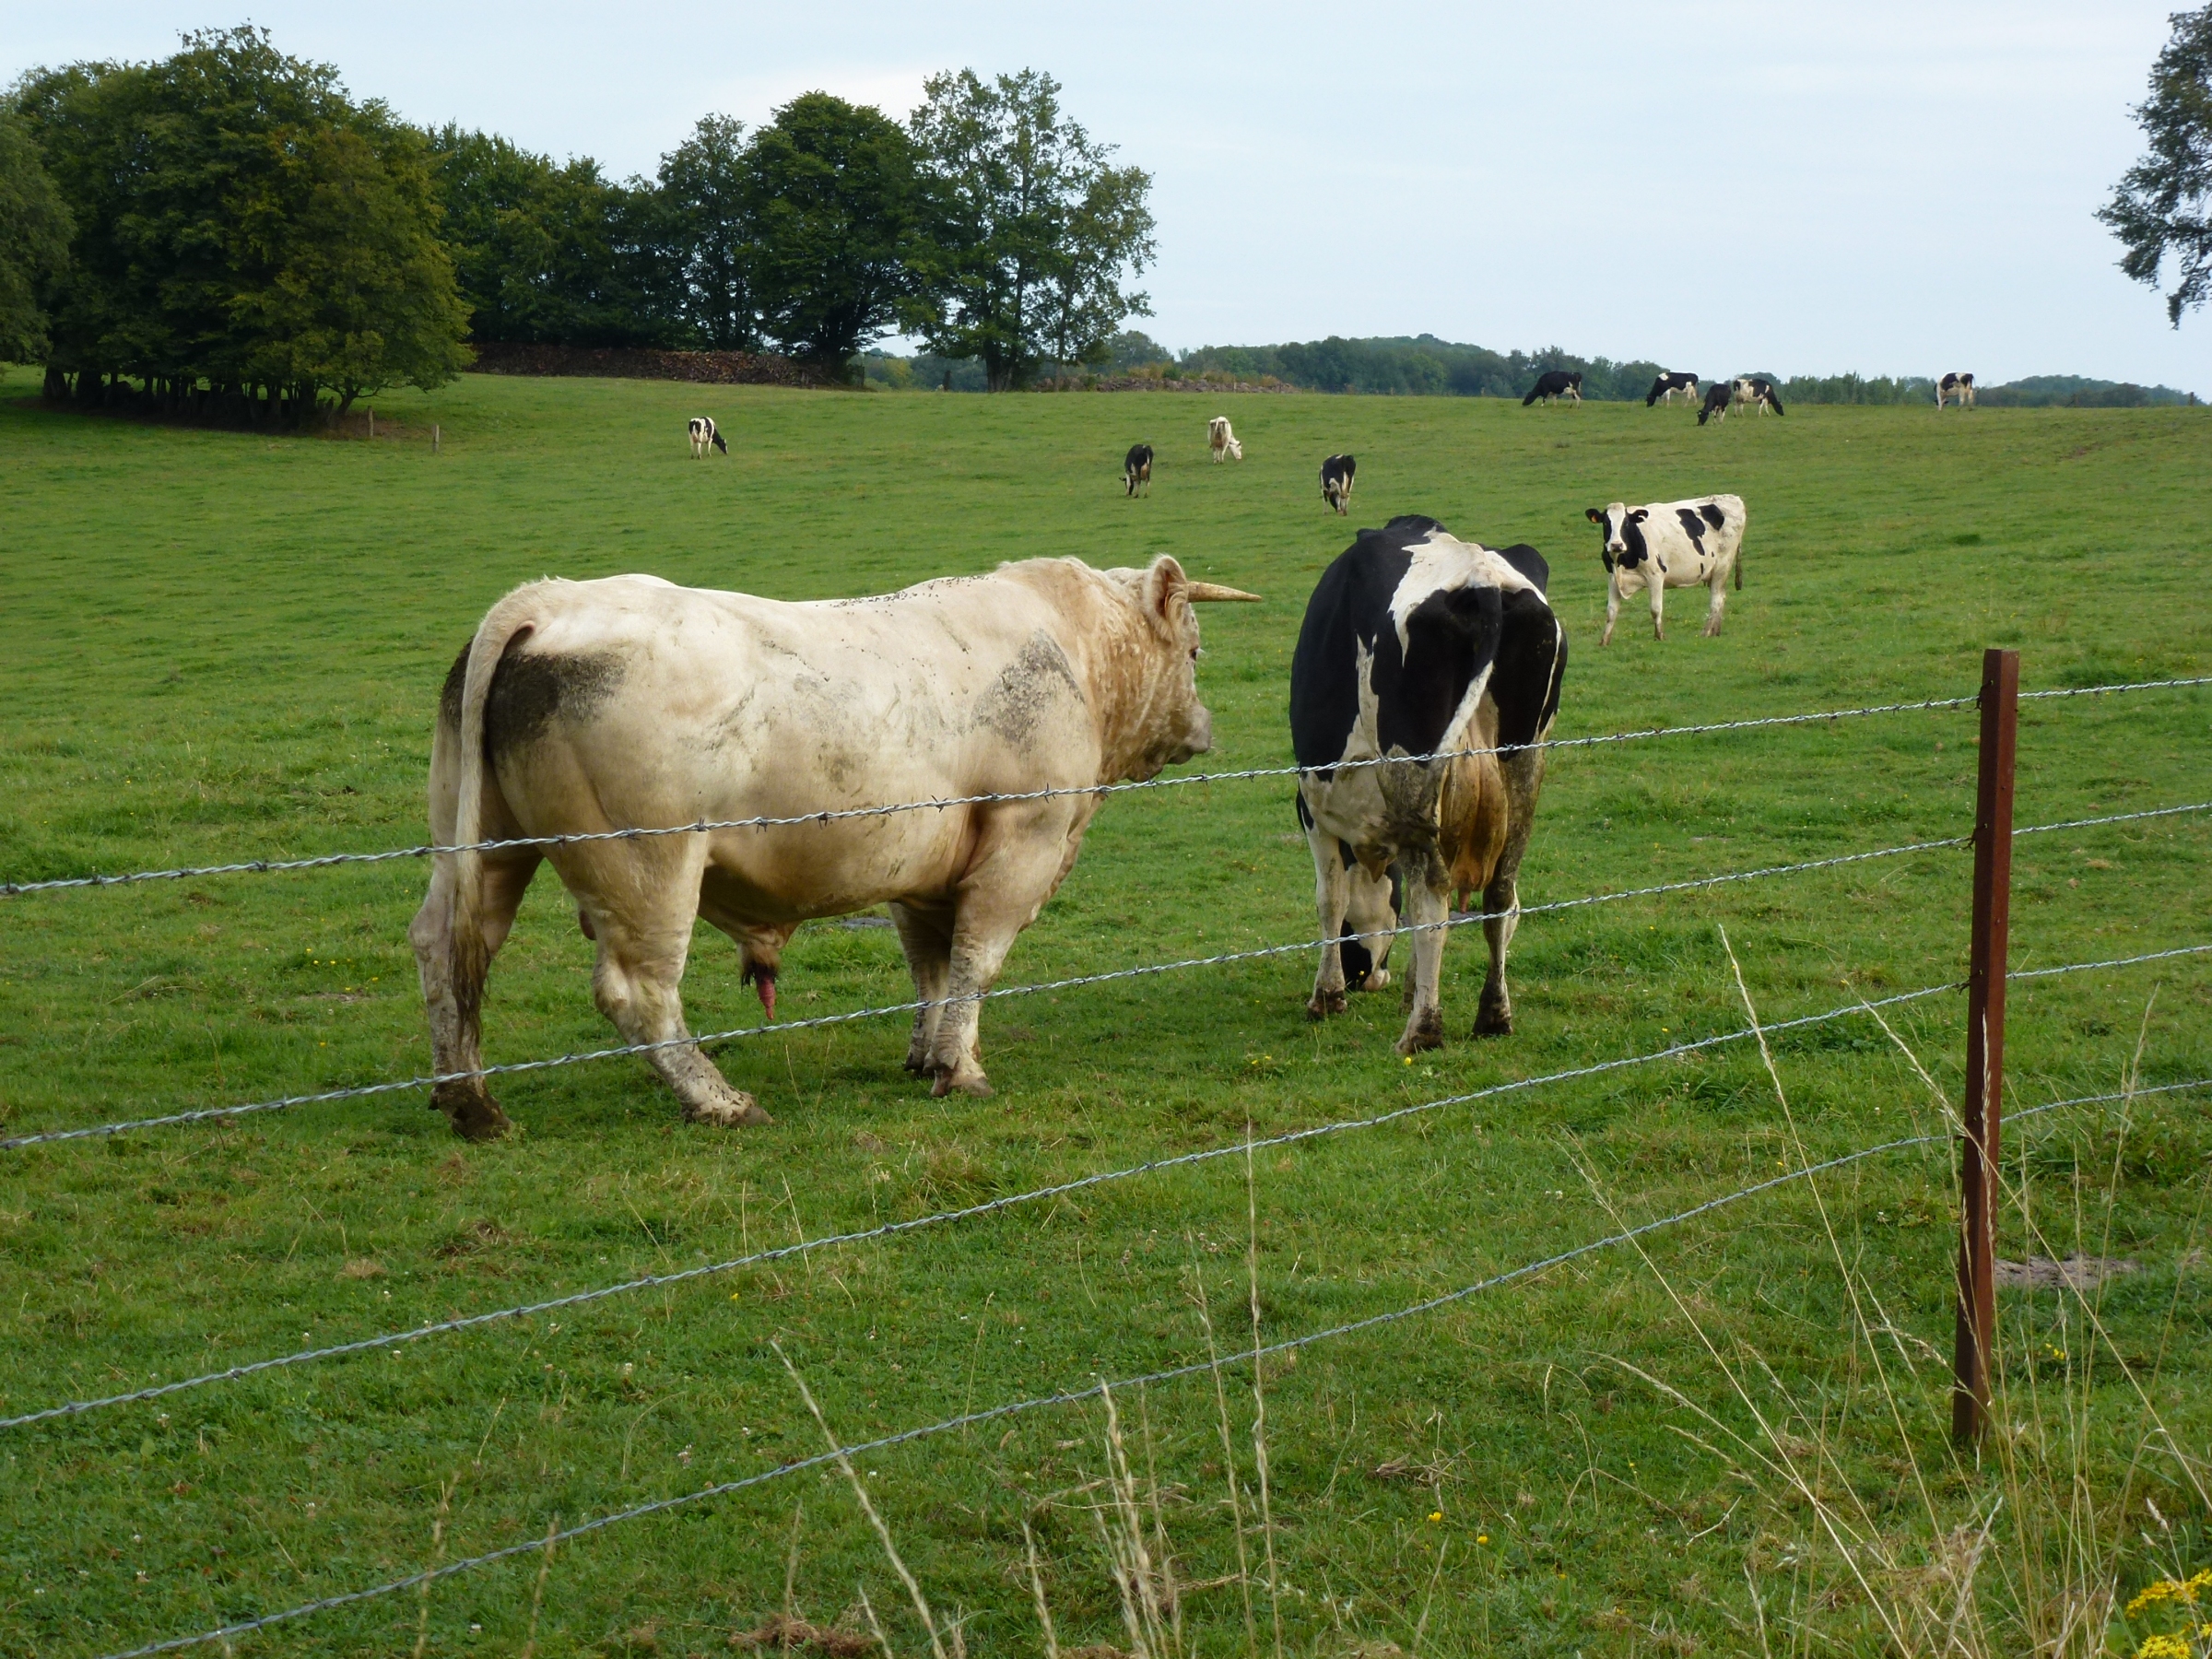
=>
[1584,507,1603,524]
[1142,554,1190,629]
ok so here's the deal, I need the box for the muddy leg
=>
[1303,823,1354,1018]
[1474,747,1548,1037]
[409,852,537,1140]
[1395,865,1450,1055]
[890,900,954,1074]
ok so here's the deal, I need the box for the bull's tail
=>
[448,589,542,1025]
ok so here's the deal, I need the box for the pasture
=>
[1,365,2207,1658]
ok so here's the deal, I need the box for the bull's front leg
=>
[1303,822,1355,1018]
[924,819,1077,1097]
[889,900,955,1074]
[1395,860,1451,1054]
[1474,747,1549,1036]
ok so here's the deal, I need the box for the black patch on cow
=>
[1676,507,1708,547]
[1295,792,1315,831]
[1611,514,1651,571]
[973,630,1084,745]
[1340,933,1374,986]
[1698,383,1731,425]
[1378,583,1502,758]
[1289,515,1433,770]
[1700,502,1727,530]
[1494,543,1551,595]
[1491,588,1569,750]
[484,650,628,761]
[440,641,470,731]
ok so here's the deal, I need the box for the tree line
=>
[0,27,1158,422]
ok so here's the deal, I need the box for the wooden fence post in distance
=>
[1954,646,2018,1442]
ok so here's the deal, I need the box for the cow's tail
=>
[448,588,542,1018]
[1735,543,1744,590]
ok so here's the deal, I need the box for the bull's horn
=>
[1184,582,1263,602]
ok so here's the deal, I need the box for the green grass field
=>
[1,366,2207,1658]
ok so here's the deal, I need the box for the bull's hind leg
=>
[1474,747,1549,1036]
[1395,862,1450,1055]
[890,900,955,1075]
[576,850,768,1127]
[410,851,537,1140]
[1303,822,1355,1018]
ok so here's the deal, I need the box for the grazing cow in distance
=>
[1646,371,1700,406]
[1124,443,1154,497]
[1524,371,1583,406]
[1937,371,1976,408]
[1586,494,1747,644]
[1731,377,1784,417]
[1320,453,1357,515]
[1290,515,1568,1053]
[412,557,1262,1136]
[1697,382,1734,425]
[1207,416,1244,462]
[688,417,727,458]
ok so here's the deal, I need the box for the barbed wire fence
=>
[1,667,2205,1655]
[80,1072,2212,1659]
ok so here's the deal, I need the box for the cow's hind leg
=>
[1602,577,1622,647]
[1474,747,1548,1036]
[890,900,955,1075]
[1395,862,1450,1055]
[1303,822,1355,1018]
[1651,578,1666,641]
[581,853,767,1126]
[410,852,537,1139]
[1703,571,1728,637]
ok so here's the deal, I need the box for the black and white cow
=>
[1696,382,1733,425]
[1585,494,1747,644]
[1937,371,1976,409]
[1731,377,1784,417]
[1124,443,1154,497]
[1646,371,1700,406]
[1320,453,1357,515]
[1290,515,1568,1053]
[1523,371,1583,406]
[688,417,728,458]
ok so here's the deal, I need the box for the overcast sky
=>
[6,3,2206,393]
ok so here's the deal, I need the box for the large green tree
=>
[2100,4,2212,324]
[13,27,466,416]
[0,110,73,363]
[742,93,924,372]
[655,114,758,349]
[429,125,676,347]
[908,69,1155,390]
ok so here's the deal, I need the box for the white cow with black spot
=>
[1207,415,1243,462]
[688,417,727,458]
[1585,494,1748,644]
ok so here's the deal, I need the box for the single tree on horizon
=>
[2100,3,2212,324]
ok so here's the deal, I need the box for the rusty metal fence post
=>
[1954,647,2018,1441]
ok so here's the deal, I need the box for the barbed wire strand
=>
[2011,800,2212,837]
[7,813,2206,1154]
[17,671,2207,900]
[0,983,1965,1430]
[0,834,1975,1152]
[87,1072,2206,1659]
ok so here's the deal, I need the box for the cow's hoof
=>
[930,1070,994,1099]
[1306,988,1347,1019]
[686,1093,772,1127]
[1394,1011,1445,1056]
[1473,1012,1512,1038]
[432,1081,512,1142]
[902,1051,930,1076]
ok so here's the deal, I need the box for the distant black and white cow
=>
[1290,515,1568,1053]
[1207,415,1244,462]
[1124,443,1154,497]
[1524,371,1583,406]
[1937,371,1976,409]
[1585,494,1747,644]
[1646,371,1700,406]
[1320,453,1357,515]
[1731,377,1784,417]
[1696,382,1733,425]
[688,417,728,458]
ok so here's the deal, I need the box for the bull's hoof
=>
[685,1092,773,1127]
[1394,1009,1445,1056]
[1306,988,1347,1019]
[930,1069,994,1099]
[432,1081,512,1142]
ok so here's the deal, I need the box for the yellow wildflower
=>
[1427,1511,1442,1523]
[2134,1635,2189,1659]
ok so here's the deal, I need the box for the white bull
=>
[410,557,1258,1138]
